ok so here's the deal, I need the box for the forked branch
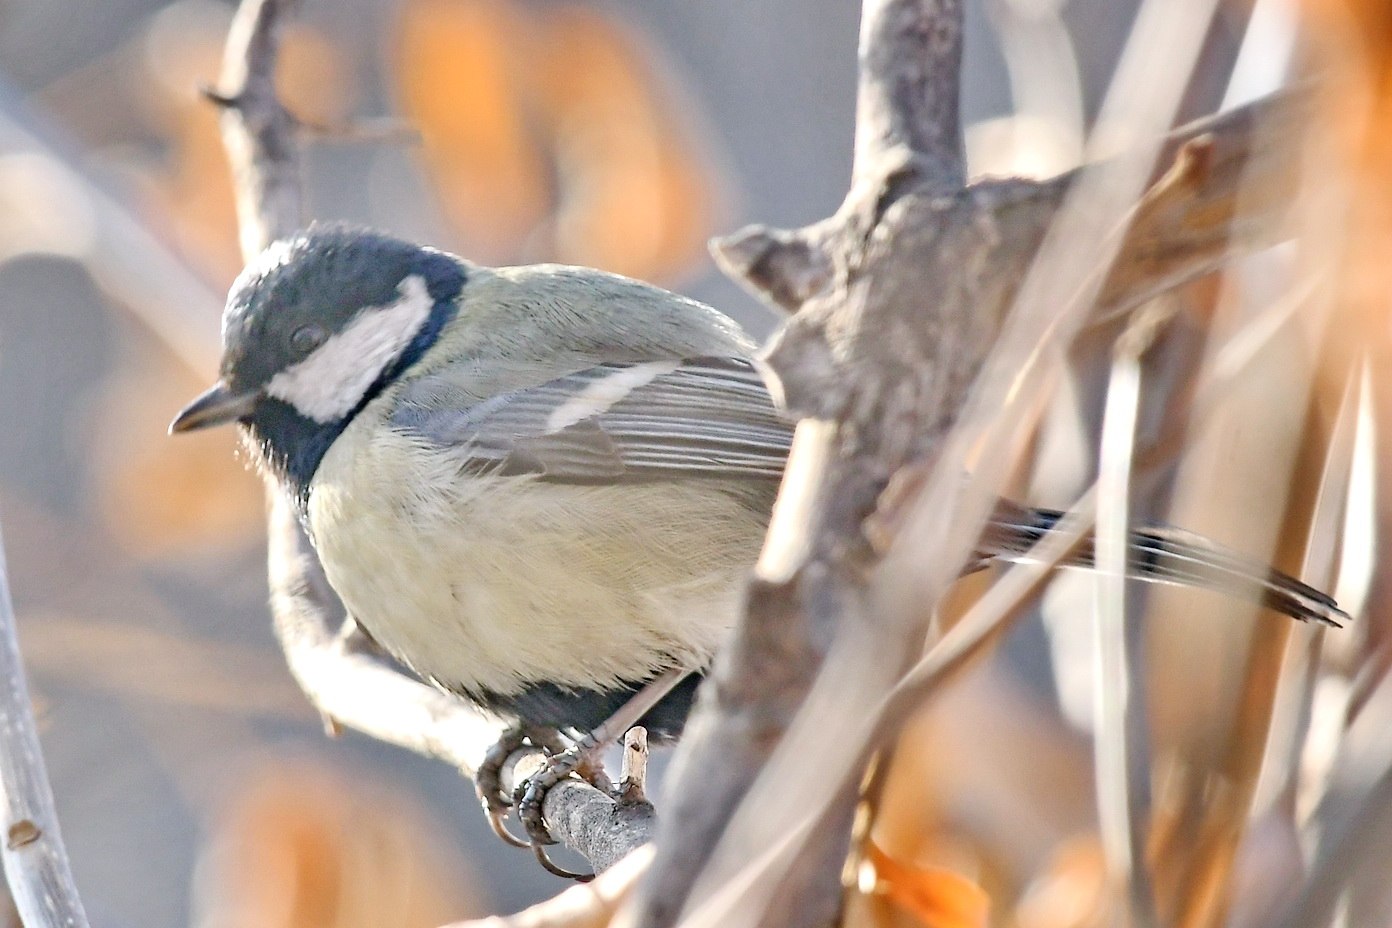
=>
[632,4,1317,928]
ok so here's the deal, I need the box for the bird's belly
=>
[306,425,764,698]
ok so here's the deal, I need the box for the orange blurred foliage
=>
[193,760,482,928]
[394,0,551,263]
[1298,0,1392,332]
[849,840,989,928]
[89,344,265,557]
[1013,836,1106,928]
[140,2,356,282]
[394,0,719,279]
[128,0,718,307]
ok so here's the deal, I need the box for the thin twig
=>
[620,728,650,805]
[212,0,301,256]
[445,847,654,928]
[1093,322,1158,928]
[0,520,91,927]
[503,751,654,875]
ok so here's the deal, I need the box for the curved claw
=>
[534,842,594,881]
[484,805,531,849]
[517,753,599,880]
[511,741,614,880]
[476,727,528,823]
[515,753,578,847]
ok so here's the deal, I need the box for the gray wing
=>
[389,356,792,482]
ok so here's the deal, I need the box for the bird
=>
[170,223,1345,868]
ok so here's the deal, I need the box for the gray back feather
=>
[384,264,792,482]
[390,357,791,482]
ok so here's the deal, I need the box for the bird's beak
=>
[168,381,261,434]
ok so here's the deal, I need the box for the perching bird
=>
[170,224,1345,861]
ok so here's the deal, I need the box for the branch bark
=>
[633,7,1316,928]
[445,847,653,928]
[0,522,91,927]
[853,0,964,189]
[213,0,650,875]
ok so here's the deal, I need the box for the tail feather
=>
[978,503,1347,628]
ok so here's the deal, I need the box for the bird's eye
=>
[290,324,326,355]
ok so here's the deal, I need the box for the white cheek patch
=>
[267,275,434,423]
[546,360,679,433]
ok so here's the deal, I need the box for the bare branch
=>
[709,226,833,313]
[0,522,91,928]
[726,87,1312,329]
[1093,335,1158,928]
[211,0,301,254]
[445,847,653,928]
[1093,87,1314,319]
[505,752,654,875]
[640,7,1316,925]
[853,0,965,189]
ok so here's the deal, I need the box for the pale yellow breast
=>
[306,411,768,696]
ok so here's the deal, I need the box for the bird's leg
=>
[476,724,566,848]
[516,668,690,854]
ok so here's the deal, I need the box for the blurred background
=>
[0,0,1363,926]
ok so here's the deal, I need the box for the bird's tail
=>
[977,502,1347,627]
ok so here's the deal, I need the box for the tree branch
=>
[213,0,650,876]
[446,847,653,928]
[634,8,1315,928]
[854,0,965,189]
[636,4,977,925]
[0,522,91,927]
[1093,86,1313,319]
[210,0,301,257]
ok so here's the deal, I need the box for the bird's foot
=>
[500,671,686,879]
[475,725,566,849]
[515,737,612,880]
